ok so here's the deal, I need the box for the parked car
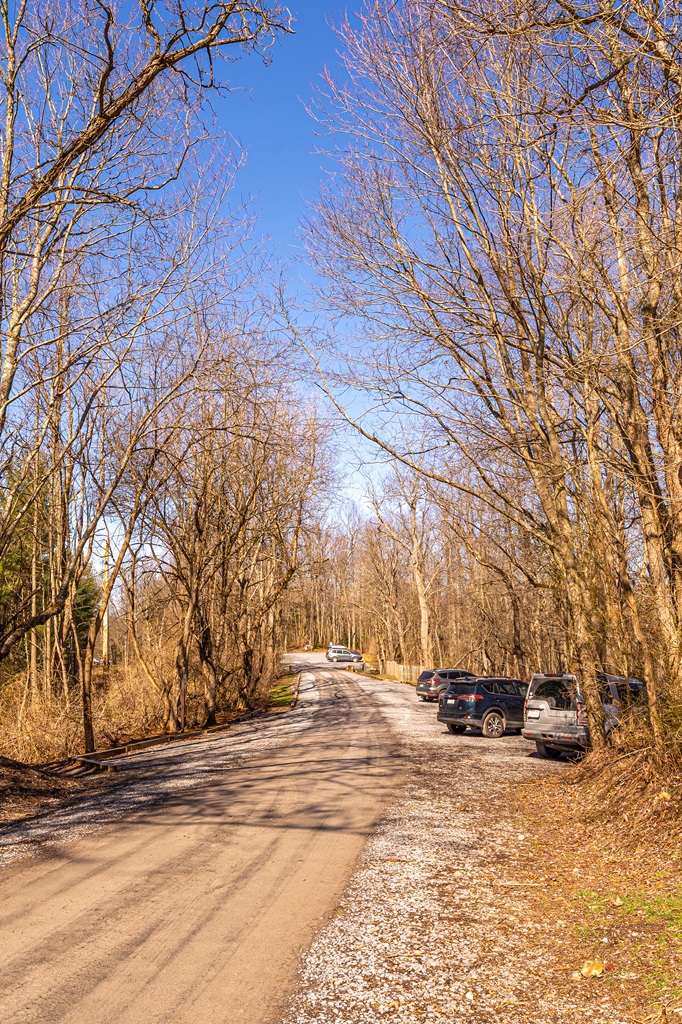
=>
[326,646,362,663]
[437,677,528,736]
[522,672,644,758]
[416,668,475,702]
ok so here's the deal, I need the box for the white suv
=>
[522,672,643,758]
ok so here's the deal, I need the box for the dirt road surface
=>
[0,660,400,1024]
[283,667,634,1024]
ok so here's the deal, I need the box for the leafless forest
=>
[288,0,682,766]
[2,0,682,778]
[0,0,332,759]
[283,467,562,679]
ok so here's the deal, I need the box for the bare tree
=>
[0,0,290,663]
[299,0,682,751]
[370,467,437,668]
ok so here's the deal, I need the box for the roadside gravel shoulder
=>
[283,674,635,1024]
[0,672,319,867]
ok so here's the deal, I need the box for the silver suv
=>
[416,668,475,702]
[522,672,643,758]
[326,646,362,663]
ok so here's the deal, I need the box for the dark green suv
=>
[437,677,528,737]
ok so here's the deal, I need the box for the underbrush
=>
[0,670,168,763]
[0,688,83,763]
[0,661,287,764]
[569,709,682,844]
[94,669,168,747]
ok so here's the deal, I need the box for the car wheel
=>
[331,657,338,662]
[535,741,563,760]
[481,711,505,738]
[446,723,466,734]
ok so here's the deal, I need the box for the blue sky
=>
[212,2,383,502]
[214,1,350,268]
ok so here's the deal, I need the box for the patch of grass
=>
[513,775,682,1017]
[577,887,682,934]
[270,679,296,709]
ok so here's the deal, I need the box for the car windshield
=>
[598,680,616,703]
[616,681,645,703]
[531,678,574,709]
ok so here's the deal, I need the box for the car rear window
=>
[418,671,435,682]
[530,677,574,709]
[447,683,479,695]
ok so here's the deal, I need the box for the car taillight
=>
[459,694,483,701]
[576,700,588,724]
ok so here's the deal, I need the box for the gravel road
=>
[283,659,630,1024]
[0,667,399,1024]
[0,657,632,1024]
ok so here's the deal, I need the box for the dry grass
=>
[0,669,168,763]
[567,709,682,847]
[93,668,168,747]
[511,741,682,1021]
[0,682,83,763]
[0,661,287,764]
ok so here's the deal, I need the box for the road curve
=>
[0,660,401,1024]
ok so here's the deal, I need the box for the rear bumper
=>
[437,711,481,727]
[522,735,586,752]
[522,724,589,750]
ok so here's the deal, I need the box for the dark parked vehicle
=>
[416,668,475,702]
[437,677,528,737]
[522,672,644,758]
